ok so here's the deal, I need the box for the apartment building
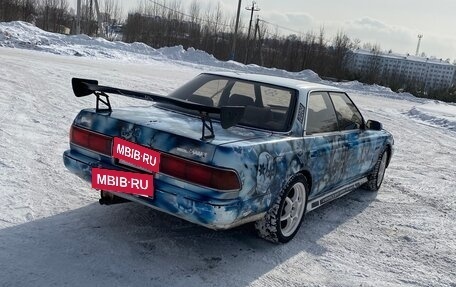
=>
[348,49,456,90]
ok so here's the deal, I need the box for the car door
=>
[329,92,375,182]
[305,91,345,197]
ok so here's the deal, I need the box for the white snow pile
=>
[332,80,424,103]
[1,21,443,103]
[1,20,454,130]
[0,21,322,82]
[408,101,456,131]
[0,21,162,60]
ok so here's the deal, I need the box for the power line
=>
[145,0,232,29]
[259,19,304,36]
[145,0,303,38]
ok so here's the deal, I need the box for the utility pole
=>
[254,17,263,66]
[416,34,423,56]
[93,0,103,36]
[89,0,93,34]
[244,1,260,64]
[252,16,259,62]
[230,0,242,61]
[76,0,81,34]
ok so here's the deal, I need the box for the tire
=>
[363,149,388,192]
[255,174,308,243]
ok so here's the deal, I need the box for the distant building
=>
[453,67,456,85]
[347,49,456,90]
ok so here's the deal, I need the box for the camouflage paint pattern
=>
[63,93,394,229]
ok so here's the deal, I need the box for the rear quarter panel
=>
[213,127,392,218]
[212,83,394,215]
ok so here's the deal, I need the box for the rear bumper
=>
[63,149,265,229]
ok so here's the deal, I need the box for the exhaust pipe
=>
[99,191,129,205]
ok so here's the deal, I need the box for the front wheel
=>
[255,174,308,243]
[363,150,388,191]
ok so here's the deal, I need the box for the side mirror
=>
[366,120,383,131]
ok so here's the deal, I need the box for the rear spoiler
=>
[71,78,245,140]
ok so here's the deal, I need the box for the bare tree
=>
[37,0,70,33]
[300,31,316,70]
[188,0,201,47]
[101,0,122,40]
[364,44,382,84]
[331,31,351,79]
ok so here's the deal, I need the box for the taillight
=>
[70,125,112,156]
[160,154,241,191]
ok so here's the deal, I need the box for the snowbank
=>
[0,21,322,82]
[0,21,319,84]
[329,80,427,103]
[159,45,323,82]
[408,102,456,131]
[0,20,447,105]
[0,21,162,60]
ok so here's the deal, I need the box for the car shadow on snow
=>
[0,188,377,287]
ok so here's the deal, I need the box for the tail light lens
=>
[160,153,241,191]
[70,125,112,156]
[70,125,240,191]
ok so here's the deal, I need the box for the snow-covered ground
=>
[0,22,455,287]
[408,102,456,132]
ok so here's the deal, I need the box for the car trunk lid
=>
[73,105,271,163]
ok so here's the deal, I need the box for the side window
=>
[330,92,363,131]
[306,92,339,135]
[261,86,292,108]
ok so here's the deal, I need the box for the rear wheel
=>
[255,174,308,243]
[363,150,388,191]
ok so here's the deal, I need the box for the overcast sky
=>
[74,0,456,61]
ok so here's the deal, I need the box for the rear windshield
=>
[166,74,297,132]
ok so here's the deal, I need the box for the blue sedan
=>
[63,72,394,243]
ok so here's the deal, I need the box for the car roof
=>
[204,71,343,94]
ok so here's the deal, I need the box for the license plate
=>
[112,137,161,173]
[92,168,154,197]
